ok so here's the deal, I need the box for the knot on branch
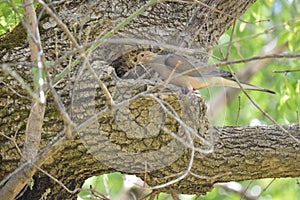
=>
[71,53,213,191]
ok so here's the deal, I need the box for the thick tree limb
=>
[2,0,299,199]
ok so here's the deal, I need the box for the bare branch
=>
[272,69,300,74]
[1,64,39,101]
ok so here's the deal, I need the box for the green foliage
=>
[77,0,300,199]
[207,0,300,198]
[0,0,22,35]
[77,173,124,200]
[211,0,300,126]
[201,178,300,200]
[29,179,35,190]
[2,0,297,199]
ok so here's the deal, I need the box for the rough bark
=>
[1,0,299,199]
[14,125,300,199]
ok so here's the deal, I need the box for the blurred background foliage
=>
[210,0,300,126]
[1,0,299,199]
[204,0,300,198]
[0,0,22,35]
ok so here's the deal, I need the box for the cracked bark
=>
[0,0,299,199]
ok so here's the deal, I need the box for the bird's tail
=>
[217,77,275,94]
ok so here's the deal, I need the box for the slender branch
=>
[215,53,300,67]
[1,64,39,101]
[0,80,32,101]
[225,62,300,145]
[158,52,300,90]
[225,19,236,60]
[207,42,288,119]
[87,0,159,54]
[79,56,115,107]
[214,182,257,200]
[0,1,47,199]
[36,0,133,107]
[235,96,241,125]
[215,17,300,48]
[218,24,300,145]
[34,165,79,194]
[272,69,300,74]
[46,75,74,139]
[256,178,276,199]
[35,0,80,48]
[51,37,299,88]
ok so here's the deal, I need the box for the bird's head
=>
[136,51,155,64]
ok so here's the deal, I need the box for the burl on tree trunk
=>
[0,0,299,199]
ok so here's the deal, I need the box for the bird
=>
[136,51,275,94]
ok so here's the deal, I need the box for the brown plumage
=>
[137,51,275,94]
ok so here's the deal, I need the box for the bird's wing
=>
[204,69,233,78]
[163,54,195,72]
[163,54,233,78]
[145,53,275,94]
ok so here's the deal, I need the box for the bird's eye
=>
[140,53,145,57]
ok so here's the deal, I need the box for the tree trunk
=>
[1,0,299,199]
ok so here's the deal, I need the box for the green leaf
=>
[78,173,124,200]
[0,0,22,35]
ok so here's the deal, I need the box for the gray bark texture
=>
[0,0,299,199]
